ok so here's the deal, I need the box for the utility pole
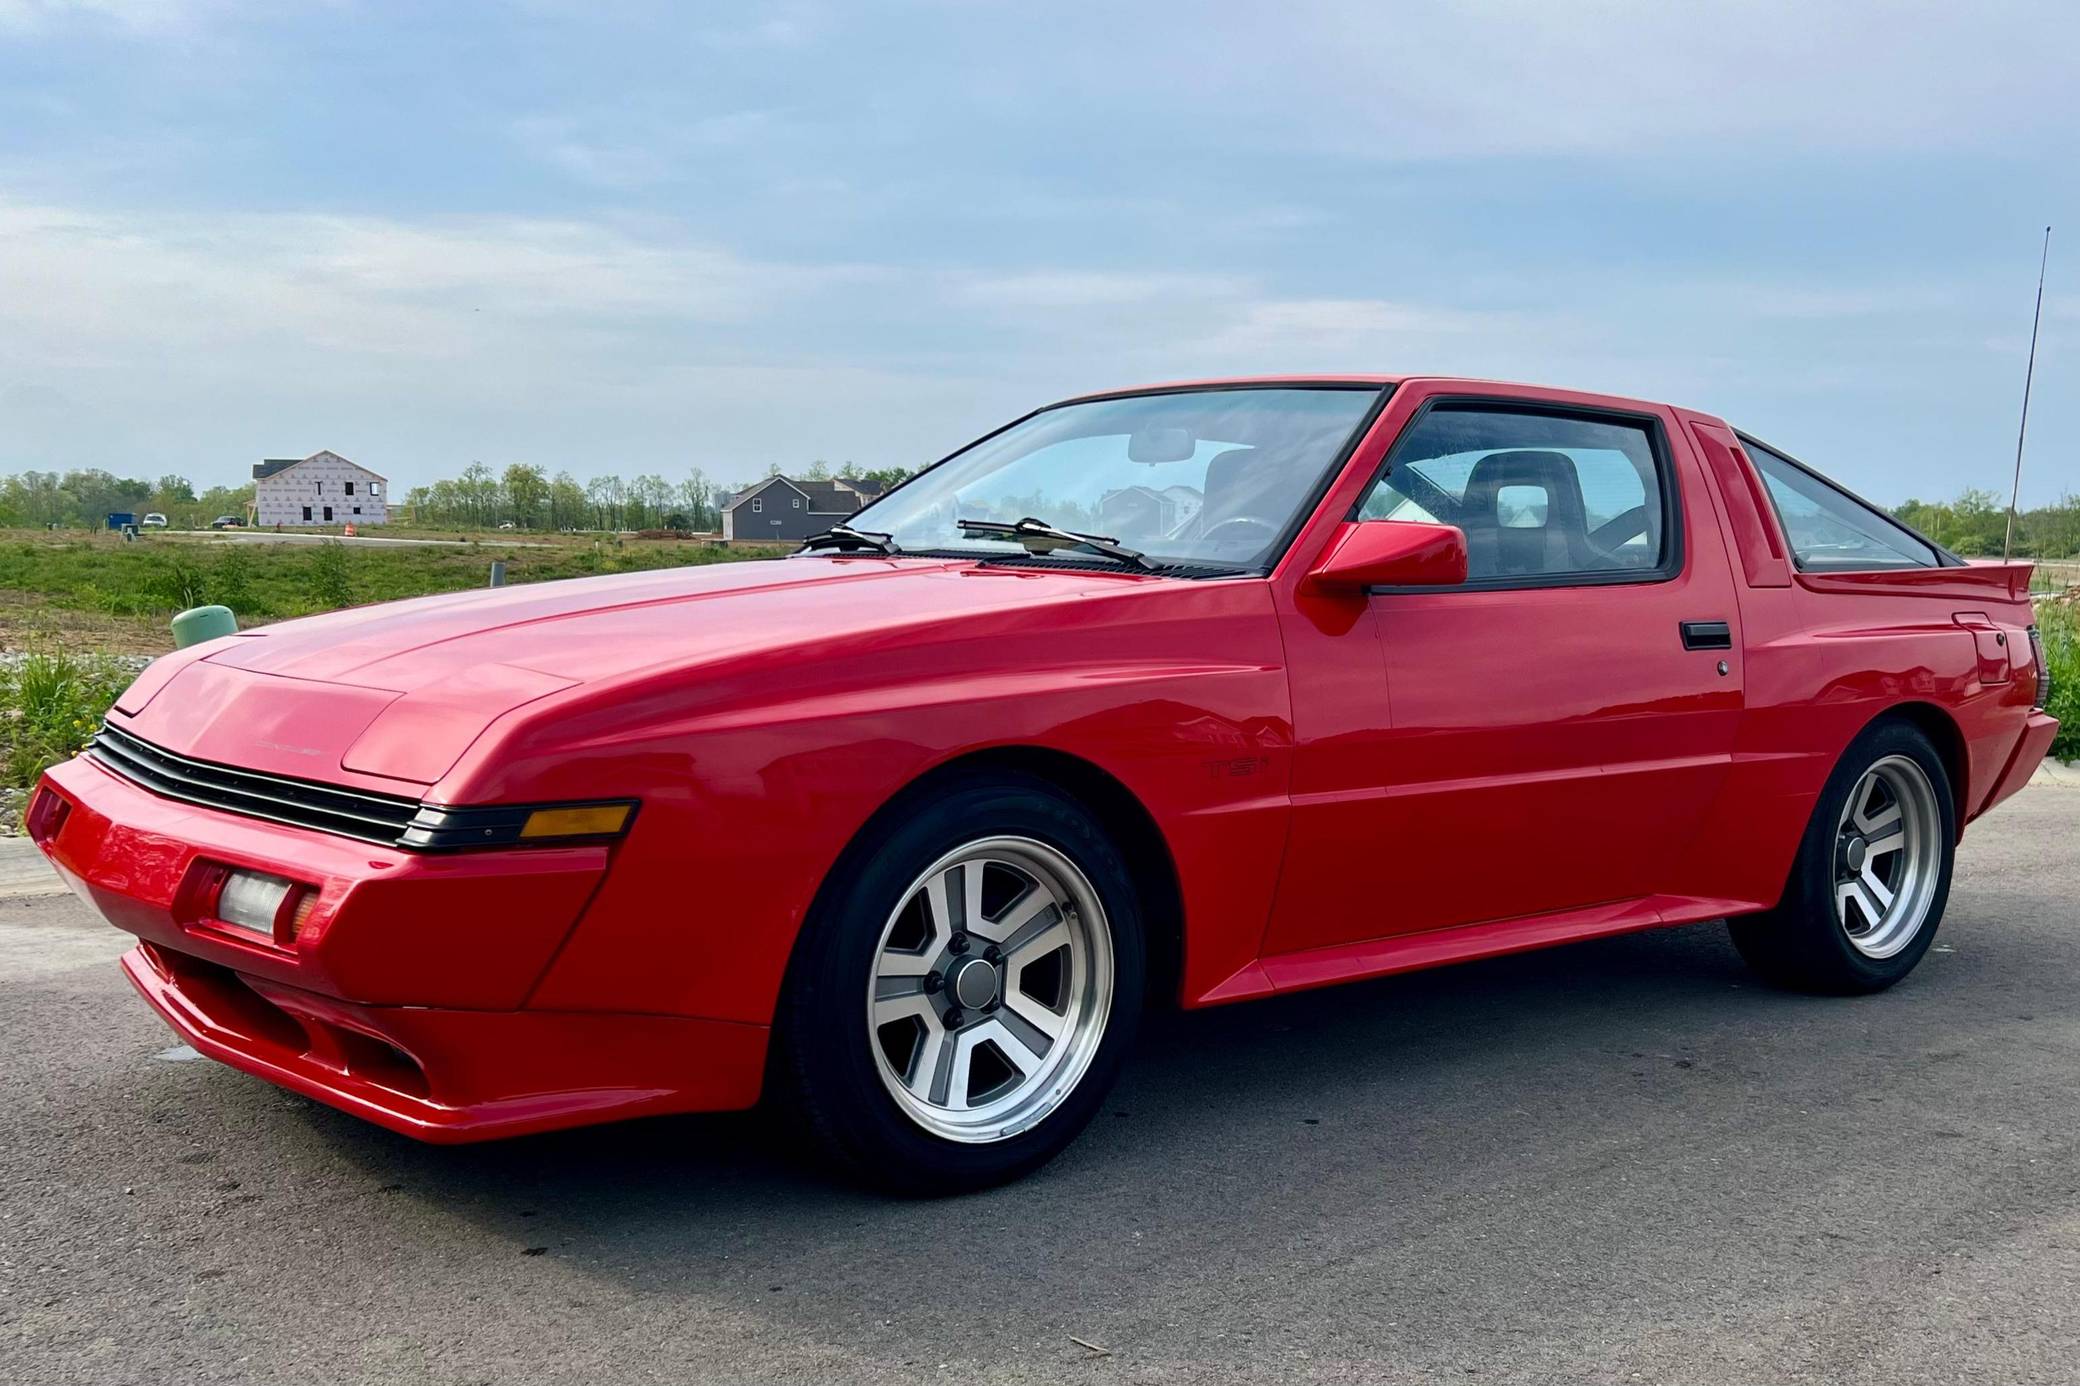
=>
[2004,226,2052,562]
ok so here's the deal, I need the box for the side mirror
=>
[1306,521,1468,592]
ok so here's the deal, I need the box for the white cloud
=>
[1046,0,2080,160]
[0,0,240,36]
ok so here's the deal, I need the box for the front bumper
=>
[33,754,766,1141]
[120,942,763,1142]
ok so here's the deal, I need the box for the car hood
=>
[110,557,1154,787]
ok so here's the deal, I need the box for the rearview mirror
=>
[1127,426,1195,463]
[1305,521,1468,592]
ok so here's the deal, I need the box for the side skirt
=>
[1192,893,1768,1006]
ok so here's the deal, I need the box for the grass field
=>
[0,528,782,642]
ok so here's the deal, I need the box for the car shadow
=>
[295,918,1811,1270]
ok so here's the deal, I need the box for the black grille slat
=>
[89,734,415,835]
[88,724,422,846]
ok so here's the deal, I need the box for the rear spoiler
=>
[1797,560,2036,603]
[1962,559,2038,601]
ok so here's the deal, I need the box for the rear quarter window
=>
[1737,436,1940,571]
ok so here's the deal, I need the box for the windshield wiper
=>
[800,523,903,556]
[955,516,1153,570]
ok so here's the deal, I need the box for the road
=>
[4,788,2077,1385]
[165,531,554,550]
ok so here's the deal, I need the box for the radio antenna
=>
[2003,225,2051,562]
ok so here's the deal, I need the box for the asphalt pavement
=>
[3,787,2076,1384]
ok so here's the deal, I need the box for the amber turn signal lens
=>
[519,803,633,840]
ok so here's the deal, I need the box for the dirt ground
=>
[0,590,172,656]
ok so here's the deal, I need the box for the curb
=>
[2031,758,2080,789]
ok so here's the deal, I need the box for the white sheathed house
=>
[252,451,390,527]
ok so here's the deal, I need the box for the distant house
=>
[1099,484,1201,538]
[253,450,390,527]
[722,475,886,543]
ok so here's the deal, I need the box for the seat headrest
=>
[1462,450,1581,509]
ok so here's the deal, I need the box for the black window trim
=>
[1733,431,1963,570]
[1353,395,1687,595]
[840,379,1396,580]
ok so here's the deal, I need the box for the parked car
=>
[140,513,169,529]
[29,376,2057,1191]
[209,515,245,529]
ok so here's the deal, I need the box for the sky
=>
[1,0,2075,504]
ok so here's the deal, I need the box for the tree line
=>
[1894,490,2080,560]
[0,470,254,530]
[402,461,916,532]
[0,460,915,533]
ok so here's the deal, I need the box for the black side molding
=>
[1680,620,1733,651]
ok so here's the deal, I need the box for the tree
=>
[548,472,588,531]
[585,474,625,531]
[458,462,497,528]
[678,469,714,530]
[502,464,549,529]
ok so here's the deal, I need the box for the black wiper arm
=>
[799,523,902,555]
[955,516,1152,569]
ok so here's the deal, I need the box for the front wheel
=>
[1729,719,1956,993]
[773,773,1145,1193]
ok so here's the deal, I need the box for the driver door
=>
[1265,394,1744,953]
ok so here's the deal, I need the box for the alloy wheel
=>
[1832,754,1942,960]
[867,836,1114,1143]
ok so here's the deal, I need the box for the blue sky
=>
[1,0,2074,504]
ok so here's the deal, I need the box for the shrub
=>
[2036,598,2078,761]
[147,554,211,612]
[305,541,354,611]
[0,649,136,790]
[213,543,255,612]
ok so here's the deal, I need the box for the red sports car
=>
[31,377,2057,1190]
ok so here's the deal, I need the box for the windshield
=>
[851,386,1384,569]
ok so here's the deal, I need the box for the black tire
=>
[772,771,1146,1194]
[1729,718,1956,994]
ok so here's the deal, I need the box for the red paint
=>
[30,375,2056,1143]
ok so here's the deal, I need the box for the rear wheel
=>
[1730,720,1955,993]
[774,773,1144,1192]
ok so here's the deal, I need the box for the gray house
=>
[722,475,886,543]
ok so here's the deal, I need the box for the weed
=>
[0,648,136,790]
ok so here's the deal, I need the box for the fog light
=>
[216,871,297,937]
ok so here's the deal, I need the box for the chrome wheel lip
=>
[1833,754,1941,960]
[866,835,1114,1144]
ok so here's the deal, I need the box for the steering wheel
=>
[1198,515,1280,551]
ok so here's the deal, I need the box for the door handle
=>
[1680,620,1732,651]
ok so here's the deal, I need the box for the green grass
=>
[0,531,780,624]
[0,648,137,792]
[2036,599,2079,761]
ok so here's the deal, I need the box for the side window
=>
[1738,437,1937,571]
[1357,405,1672,584]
